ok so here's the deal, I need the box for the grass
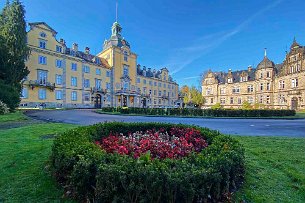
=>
[0,119,76,202]
[233,136,305,202]
[0,112,305,202]
[0,111,27,122]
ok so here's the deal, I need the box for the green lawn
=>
[0,121,76,202]
[233,136,305,202]
[0,111,27,122]
[0,112,305,202]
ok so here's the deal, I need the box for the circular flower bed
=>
[96,127,208,159]
[51,122,245,202]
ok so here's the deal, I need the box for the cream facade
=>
[202,39,305,110]
[20,21,179,108]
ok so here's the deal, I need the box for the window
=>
[260,83,263,91]
[71,63,77,71]
[39,40,46,49]
[232,86,240,94]
[266,95,270,104]
[163,84,166,88]
[210,98,214,104]
[56,74,62,85]
[38,55,47,65]
[38,89,46,100]
[159,91,161,96]
[71,91,77,101]
[137,78,140,83]
[143,79,146,84]
[56,45,62,53]
[71,77,77,87]
[149,81,153,86]
[267,83,271,91]
[123,65,129,76]
[38,70,48,85]
[247,96,254,104]
[40,32,46,38]
[228,78,233,83]
[238,98,242,104]
[220,87,226,94]
[56,59,63,68]
[84,93,90,102]
[124,51,128,62]
[259,95,263,104]
[158,82,161,87]
[106,71,111,77]
[247,85,253,93]
[297,64,301,72]
[55,90,63,100]
[291,78,298,88]
[154,82,157,86]
[106,82,111,90]
[279,81,285,89]
[279,95,286,104]
[95,79,101,89]
[240,76,247,82]
[96,68,101,75]
[220,98,226,104]
[123,82,129,90]
[107,95,111,102]
[21,88,28,99]
[206,88,212,95]
[260,72,263,79]
[83,65,90,73]
[154,90,157,96]
[84,79,90,88]
[267,71,271,78]
[290,66,294,73]
[230,97,234,104]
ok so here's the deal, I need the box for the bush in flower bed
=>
[100,107,296,117]
[51,122,245,202]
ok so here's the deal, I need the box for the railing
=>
[28,80,56,91]
[288,90,301,95]
[91,87,107,94]
[115,89,139,95]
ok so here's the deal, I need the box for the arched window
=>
[290,66,294,73]
[297,64,301,72]
[40,32,46,38]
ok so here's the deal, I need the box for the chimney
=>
[72,43,78,51]
[248,65,253,72]
[85,47,90,54]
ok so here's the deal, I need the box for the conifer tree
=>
[0,0,29,110]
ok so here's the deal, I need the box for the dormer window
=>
[240,76,247,82]
[267,71,271,78]
[228,78,233,83]
[56,45,62,53]
[40,32,46,38]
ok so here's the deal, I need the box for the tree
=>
[242,101,252,110]
[0,0,29,110]
[180,85,205,108]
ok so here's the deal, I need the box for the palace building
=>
[20,21,179,109]
[202,38,305,110]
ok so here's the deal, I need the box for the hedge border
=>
[51,122,245,202]
[99,107,296,117]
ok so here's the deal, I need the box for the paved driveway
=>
[26,110,305,137]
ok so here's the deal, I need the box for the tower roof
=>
[257,56,275,70]
[290,37,300,49]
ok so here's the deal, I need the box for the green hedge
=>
[51,122,245,202]
[100,107,296,117]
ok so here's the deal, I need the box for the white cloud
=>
[166,0,284,75]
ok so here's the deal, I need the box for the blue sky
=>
[1,0,305,87]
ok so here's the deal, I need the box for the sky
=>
[1,0,305,87]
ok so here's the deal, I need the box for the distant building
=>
[202,38,305,110]
[20,21,179,108]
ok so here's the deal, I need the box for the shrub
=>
[0,100,9,114]
[99,107,296,117]
[51,122,245,202]
[211,103,223,110]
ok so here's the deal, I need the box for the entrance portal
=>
[291,97,298,110]
[95,94,102,109]
[123,96,127,107]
